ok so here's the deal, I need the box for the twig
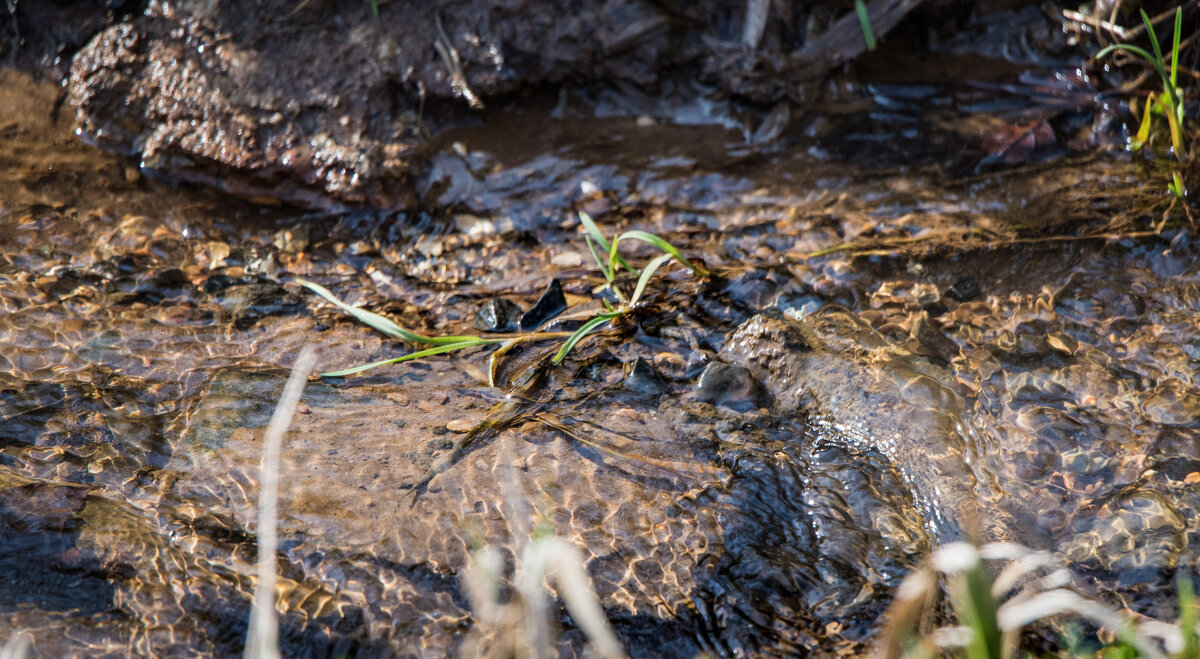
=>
[1061,8,1129,41]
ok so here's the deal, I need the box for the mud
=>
[19,0,957,208]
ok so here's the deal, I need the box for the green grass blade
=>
[320,340,484,377]
[611,230,708,276]
[297,278,484,346]
[854,0,877,51]
[1131,93,1154,150]
[628,253,675,306]
[584,235,613,282]
[1171,7,1182,88]
[1180,573,1198,659]
[1096,43,1175,108]
[578,212,635,274]
[552,313,617,364]
[1141,9,1165,69]
[369,0,379,17]
[295,278,436,344]
[951,558,1003,659]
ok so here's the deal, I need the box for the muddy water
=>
[2,63,1200,657]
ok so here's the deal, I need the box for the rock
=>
[446,419,475,433]
[519,279,568,331]
[694,362,762,413]
[917,293,948,316]
[945,275,980,302]
[472,298,523,333]
[623,357,665,395]
[272,225,310,253]
[61,0,928,208]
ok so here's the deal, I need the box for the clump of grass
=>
[1096,7,1188,197]
[297,213,706,378]
[879,541,1199,659]
[558,212,708,365]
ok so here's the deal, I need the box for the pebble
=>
[551,251,583,268]
[519,279,568,331]
[446,419,474,433]
[694,362,762,413]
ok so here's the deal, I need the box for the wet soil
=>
[2,8,1200,654]
[6,0,1088,209]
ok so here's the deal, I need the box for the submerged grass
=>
[298,212,706,378]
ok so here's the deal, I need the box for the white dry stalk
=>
[890,541,1177,659]
[463,460,625,659]
[0,633,30,659]
[520,537,625,659]
[244,347,317,659]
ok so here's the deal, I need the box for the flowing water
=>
[2,59,1199,657]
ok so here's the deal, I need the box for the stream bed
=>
[2,34,1199,656]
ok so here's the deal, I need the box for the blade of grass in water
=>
[584,235,613,281]
[609,230,708,276]
[854,0,877,51]
[577,212,635,274]
[321,340,492,377]
[628,253,675,307]
[296,278,478,346]
[553,314,618,364]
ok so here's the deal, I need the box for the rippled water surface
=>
[2,65,1199,656]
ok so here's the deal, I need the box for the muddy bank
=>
[0,0,1073,208]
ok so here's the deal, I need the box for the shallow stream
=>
[1,49,1199,656]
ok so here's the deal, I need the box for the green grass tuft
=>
[298,213,706,376]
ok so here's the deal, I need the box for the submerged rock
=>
[519,279,568,331]
[693,362,762,413]
[622,356,665,394]
[945,274,981,302]
[721,309,1039,545]
[472,298,523,333]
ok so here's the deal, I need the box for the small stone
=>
[945,274,980,302]
[519,279,568,331]
[446,419,475,433]
[917,293,948,317]
[623,357,665,395]
[1185,472,1200,484]
[551,251,583,268]
[273,225,311,253]
[472,298,523,333]
[694,362,762,413]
